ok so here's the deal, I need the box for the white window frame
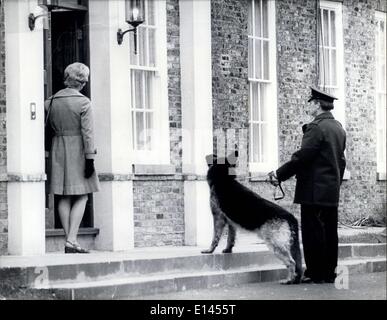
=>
[129,0,170,165]
[248,0,278,173]
[375,11,386,177]
[319,1,345,127]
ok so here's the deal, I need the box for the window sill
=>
[133,164,176,176]
[377,172,386,181]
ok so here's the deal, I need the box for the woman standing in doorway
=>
[45,62,100,254]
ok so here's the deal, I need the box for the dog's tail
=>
[288,216,303,281]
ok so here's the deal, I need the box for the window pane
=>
[323,9,329,46]
[138,27,147,66]
[319,50,324,86]
[251,82,259,121]
[136,112,145,150]
[145,72,153,109]
[133,70,143,109]
[255,39,262,79]
[263,40,269,80]
[254,0,261,37]
[262,0,268,38]
[259,84,268,121]
[145,112,153,150]
[147,0,155,26]
[132,111,136,149]
[261,123,269,163]
[319,26,323,47]
[248,38,254,78]
[330,10,336,47]
[331,49,337,86]
[148,28,156,68]
[323,48,330,86]
[248,0,253,35]
[252,123,261,163]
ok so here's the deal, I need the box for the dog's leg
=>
[201,209,227,254]
[260,220,300,285]
[223,223,236,253]
[272,246,297,285]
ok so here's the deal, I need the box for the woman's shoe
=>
[64,245,79,254]
[65,241,90,254]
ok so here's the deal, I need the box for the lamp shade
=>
[38,0,60,10]
[125,0,145,25]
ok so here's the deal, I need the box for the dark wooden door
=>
[44,5,93,230]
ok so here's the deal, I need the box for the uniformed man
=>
[269,87,347,284]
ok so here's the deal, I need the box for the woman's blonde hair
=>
[64,62,89,88]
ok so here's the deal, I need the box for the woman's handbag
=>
[44,96,55,152]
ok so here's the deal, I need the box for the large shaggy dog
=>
[202,153,302,284]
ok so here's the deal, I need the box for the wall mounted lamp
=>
[28,0,60,31]
[117,0,145,54]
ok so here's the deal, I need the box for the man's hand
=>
[268,171,280,187]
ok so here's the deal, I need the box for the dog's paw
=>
[222,248,233,254]
[201,249,214,254]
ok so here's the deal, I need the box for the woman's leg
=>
[67,195,88,243]
[57,196,71,238]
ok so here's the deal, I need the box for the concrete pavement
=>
[129,271,387,300]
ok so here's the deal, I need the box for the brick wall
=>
[133,179,184,247]
[0,0,7,255]
[167,0,183,174]
[133,0,185,247]
[211,0,250,174]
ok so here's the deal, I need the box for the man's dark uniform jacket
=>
[276,111,346,207]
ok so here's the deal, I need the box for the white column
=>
[89,0,134,251]
[5,0,46,255]
[180,0,214,246]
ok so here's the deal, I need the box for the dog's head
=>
[205,151,238,185]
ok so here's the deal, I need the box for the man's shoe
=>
[300,276,313,283]
[312,279,325,284]
[300,276,326,284]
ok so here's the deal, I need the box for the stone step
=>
[45,228,99,253]
[32,257,386,300]
[1,243,385,290]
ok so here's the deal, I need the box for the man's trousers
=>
[301,204,339,281]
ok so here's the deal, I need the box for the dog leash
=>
[267,172,285,201]
[273,183,285,200]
